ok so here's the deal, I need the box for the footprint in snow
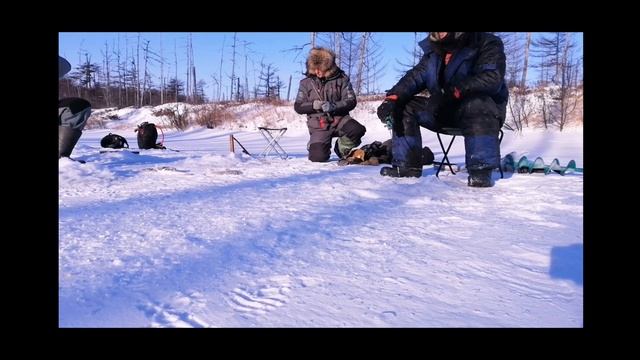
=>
[226,275,293,317]
[138,292,209,328]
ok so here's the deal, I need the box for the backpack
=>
[135,122,165,149]
[341,140,392,165]
[360,140,392,163]
[100,133,129,149]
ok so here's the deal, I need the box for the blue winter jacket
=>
[389,32,508,108]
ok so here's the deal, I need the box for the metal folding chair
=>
[258,127,288,159]
[434,127,504,178]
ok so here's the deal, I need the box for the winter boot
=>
[380,166,422,178]
[334,136,360,159]
[468,169,495,187]
[59,126,82,158]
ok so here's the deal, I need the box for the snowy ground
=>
[59,107,583,327]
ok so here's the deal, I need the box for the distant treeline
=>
[60,32,582,130]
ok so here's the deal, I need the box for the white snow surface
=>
[59,101,583,327]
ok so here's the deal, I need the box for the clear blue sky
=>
[59,32,423,99]
[59,32,583,100]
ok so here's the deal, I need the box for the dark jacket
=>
[389,32,508,108]
[294,69,357,121]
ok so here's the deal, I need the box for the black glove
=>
[377,99,397,123]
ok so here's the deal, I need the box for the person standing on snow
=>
[376,32,508,187]
[294,47,366,162]
[59,55,92,159]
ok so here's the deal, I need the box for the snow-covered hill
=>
[86,99,385,134]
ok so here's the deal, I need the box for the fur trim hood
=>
[428,32,466,42]
[428,32,470,53]
[306,47,338,78]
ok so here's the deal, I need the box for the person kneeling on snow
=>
[59,55,92,159]
[294,47,366,162]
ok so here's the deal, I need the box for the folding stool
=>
[434,127,504,178]
[258,127,288,159]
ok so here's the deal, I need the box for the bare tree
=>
[242,40,253,101]
[165,77,184,103]
[230,33,237,101]
[303,32,384,95]
[136,33,141,107]
[258,61,279,99]
[395,32,427,80]
[127,57,139,106]
[186,35,190,103]
[218,35,226,102]
[141,39,151,106]
[192,64,197,104]
[535,32,581,130]
[273,76,284,100]
[101,41,112,107]
[185,33,195,104]
[532,32,567,86]
[75,53,99,92]
[342,32,357,79]
[114,34,123,107]
[354,32,369,95]
[555,33,581,130]
[237,77,243,102]
[140,36,168,106]
[412,32,422,67]
[196,79,207,103]
[537,91,551,129]
[210,74,219,102]
[159,34,164,105]
[124,34,130,106]
[74,43,85,97]
[188,33,197,103]
[282,38,313,77]
[362,34,386,95]
[521,32,532,89]
[334,32,342,68]
[495,32,524,89]
[174,39,179,103]
[506,88,535,132]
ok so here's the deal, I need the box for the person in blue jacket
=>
[377,32,508,187]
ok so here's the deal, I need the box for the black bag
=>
[361,141,389,159]
[135,122,159,149]
[100,133,129,149]
[347,139,433,165]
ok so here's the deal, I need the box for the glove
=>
[313,100,325,110]
[321,102,336,113]
[453,87,462,99]
[377,95,398,124]
[444,85,462,100]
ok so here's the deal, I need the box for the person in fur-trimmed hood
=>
[294,47,366,162]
